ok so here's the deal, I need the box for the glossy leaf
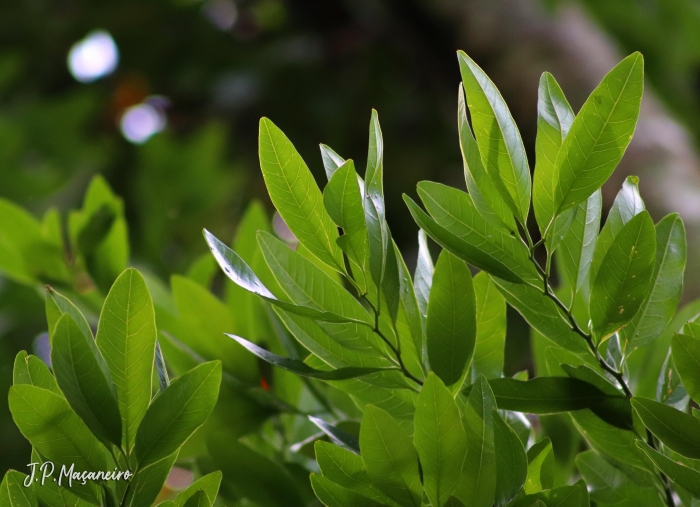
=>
[632,397,700,460]
[414,229,433,322]
[412,182,539,285]
[491,278,590,354]
[457,51,531,225]
[12,351,61,395]
[310,474,385,507]
[457,84,516,234]
[524,438,554,494]
[45,287,93,342]
[620,213,686,353]
[672,333,700,401]
[493,409,527,506]
[558,190,602,296]
[426,251,476,386]
[320,144,346,180]
[552,53,644,215]
[533,72,575,237]
[258,117,343,271]
[95,268,157,452]
[0,471,36,507]
[51,314,122,449]
[414,373,467,506]
[134,361,222,468]
[323,159,370,293]
[360,405,422,507]
[471,272,506,381]
[590,211,656,343]
[456,375,496,507]
[637,442,700,500]
[309,416,361,455]
[226,334,398,380]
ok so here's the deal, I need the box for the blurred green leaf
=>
[173,471,221,507]
[426,251,476,387]
[672,333,700,402]
[552,53,644,215]
[637,441,700,501]
[310,474,385,507]
[632,397,700,460]
[0,470,36,507]
[181,490,209,507]
[493,409,526,506]
[524,438,554,494]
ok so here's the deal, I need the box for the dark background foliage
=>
[3,0,700,477]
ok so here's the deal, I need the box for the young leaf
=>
[457,51,531,225]
[636,441,700,501]
[310,474,385,507]
[620,213,686,353]
[320,144,346,180]
[672,333,700,401]
[134,361,222,468]
[96,268,157,452]
[590,211,656,344]
[414,230,434,323]
[360,405,422,507]
[173,471,222,507]
[426,251,476,386]
[8,385,109,503]
[12,351,61,395]
[457,84,517,235]
[226,334,398,380]
[524,438,554,494]
[323,159,370,293]
[552,53,644,215]
[471,272,506,381]
[533,72,575,237]
[414,373,467,506]
[558,190,602,297]
[258,117,343,271]
[493,410,527,506]
[632,397,700,460]
[45,287,93,343]
[455,375,496,507]
[51,314,122,449]
[0,470,36,507]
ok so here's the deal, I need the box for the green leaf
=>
[310,474,385,507]
[426,251,476,387]
[45,287,93,343]
[173,471,222,507]
[632,397,700,460]
[258,117,343,271]
[524,438,554,494]
[360,405,422,507]
[226,334,398,380]
[457,51,531,225]
[134,361,222,468]
[558,190,602,297]
[471,272,506,381]
[490,278,590,354]
[552,53,644,215]
[182,491,209,507]
[672,333,700,402]
[320,144,346,180]
[314,441,391,504]
[96,268,157,452]
[411,182,539,285]
[0,471,37,507]
[12,351,61,395]
[493,409,527,506]
[455,375,496,507]
[323,159,370,293]
[620,213,686,353]
[205,229,372,326]
[636,441,700,500]
[533,72,575,237]
[414,230,433,323]
[393,241,425,379]
[510,482,588,507]
[51,314,122,449]
[590,211,656,343]
[414,373,467,506]
[123,452,179,507]
[576,450,664,507]
[457,84,517,235]
[8,385,109,503]
[309,416,361,455]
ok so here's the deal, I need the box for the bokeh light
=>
[120,101,167,144]
[67,30,119,83]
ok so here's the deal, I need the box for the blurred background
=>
[3,0,700,480]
